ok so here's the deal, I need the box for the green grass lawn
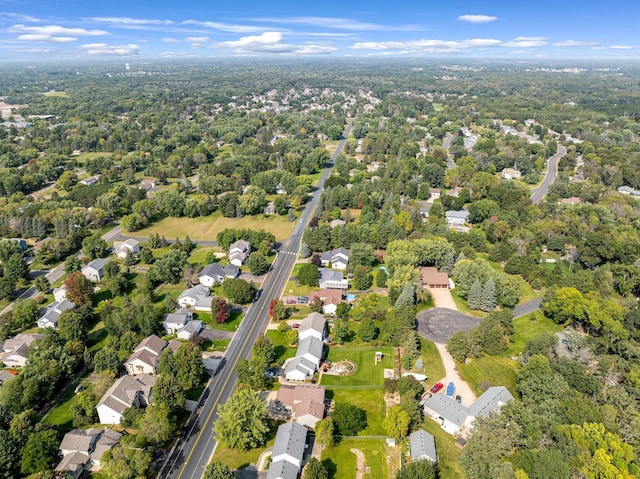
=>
[44,378,90,430]
[211,436,276,470]
[200,310,243,331]
[419,418,463,479]
[449,289,481,317]
[415,338,445,382]
[327,388,386,436]
[266,330,297,365]
[321,438,390,479]
[507,311,563,356]
[457,356,518,397]
[283,280,315,297]
[134,212,296,242]
[153,283,186,304]
[321,347,394,387]
[188,247,223,266]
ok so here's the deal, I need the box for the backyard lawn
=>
[414,338,445,382]
[508,311,563,355]
[327,388,386,436]
[134,212,296,242]
[321,438,392,479]
[419,418,463,479]
[266,329,297,365]
[457,356,518,397]
[321,346,394,388]
[211,436,276,470]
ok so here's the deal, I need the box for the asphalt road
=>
[416,308,480,344]
[530,145,567,204]
[166,119,353,479]
[442,132,457,169]
[512,298,543,318]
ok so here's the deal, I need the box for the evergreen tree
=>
[481,278,497,312]
[467,279,483,310]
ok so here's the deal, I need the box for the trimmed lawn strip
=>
[200,310,243,332]
[416,338,445,383]
[134,213,295,242]
[457,356,518,397]
[327,388,386,436]
[211,436,276,470]
[321,438,389,479]
[321,346,395,387]
[266,329,297,365]
[420,418,463,479]
[508,311,563,356]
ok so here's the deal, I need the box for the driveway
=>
[434,342,477,407]
[416,308,480,344]
[428,287,457,310]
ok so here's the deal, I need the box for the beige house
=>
[96,374,157,425]
[124,335,168,375]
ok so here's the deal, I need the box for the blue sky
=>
[0,0,638,61]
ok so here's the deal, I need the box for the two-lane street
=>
[531,145,567,204]
[167,119,353,479]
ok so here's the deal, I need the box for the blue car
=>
[446,382,455,398]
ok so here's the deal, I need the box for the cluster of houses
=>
[55,427,123,478]
[317,247,350,291]
[284,313,327,382]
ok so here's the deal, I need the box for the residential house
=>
[318,268,348,290]
[53,286,67,302]
[276,384,326,428]
[275,183,287,195]
[79,176,99,186]
[198,262,239,287]
[55,452,89,479]
[284,336,324,382]
[176,320,204,340]
[366,161,383,173]
[139,178,157,191]
[125,335,168,376]
[329,219,346,229]
[423,386,514,435]
[560,196,581,205]
[410,429,437,463]
[298,312,327,342]
[178,284,212,312]
[1,333,44,367]
[163,308,193,335]
[419,267,450,289]
[267,422,308,479]
[89,428,123,469]
[501,168,521,180]
[112,238,140,259]
[265,201,276,215]
[37,299,75,329]
[429,188,441,200]
[0,370,17,386]
[320,247,350,270]
[445,210,470,226]
[96,374,157,425]
[1,238,27,251]
[228,239,251,266]
[82,258,109,282]
[618,185,640,198]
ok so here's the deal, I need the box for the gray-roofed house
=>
[320,247,350,270]
[0,370,17,386]
[424,386,514,435]
[178,284,212,312]
[176,319,204,340]
[56,452,89,479]
[37,299,75,329]
[96,374,157,425]
[228,239,251,266]
[125,335,168,375]
[298,312,327,342]
[445,210,470,226]
[79,176,99,186]
[53,286,67,302]
[112,238,140,259]
[410,429,437,463]
[618,185,640,198]
[284,356,317,382]
[198,262,239,287]
[56,427,122,477]
[1,333,45,367]
[163,308,194,335]
[318,268,348,290]
[82,258,109,282]
[267,422,307,479]
[296,336,324,366]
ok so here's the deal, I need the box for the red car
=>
[430,383,444,394]
[292,323,300,329]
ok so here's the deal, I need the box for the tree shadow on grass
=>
[323,458,337,479]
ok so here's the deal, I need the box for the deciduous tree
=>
[214,387,270,451]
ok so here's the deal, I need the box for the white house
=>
[178,284,211,312]
[163,308,193,335]
[320,247,350,270]
[410,429,437,463]
[112,238,140,259]
[37,299,75,329]
[267,422,307,479]
[53,286,67,302]
[1,333,44,367]
[445,210,470,226]
[618,185,640,198]
[56,427,122,476]
[176,320,204,340]
[298,312,327,342]
[501,168,521,180]
[79,176,99,186]
[285,335,324,381]
[198,262,239,287]
[124,335,168,376]
[82,258,109,282]
[96,374,157,425]
[318,268,348,290]
[228,239,251,266]
[275,183,287,195]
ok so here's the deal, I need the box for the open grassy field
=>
[321,438,392,479]
[457,356,518,397]
[134,212,296,242]
[321,346,394,388]
[508,311,563,356]
[43,91,69,97]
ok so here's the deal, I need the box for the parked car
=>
[446,381,455,398]
[286,299,296,304]
[455,395,462,403]
[430,382,444,394]
[292,323,300,329]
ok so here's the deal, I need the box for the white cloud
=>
[457,15,498,24]
[11,48,55,54]
[217,31,337,55]
[0,12,41,22]
[609,45,636,50]
[18,34,76,43]
[252,16,421,31]
[161,51,198,58]
[80,43,140,56]
[88,16,174,26]
[502,36,547,48]
[553,40,600,47]
[162,37,181,43]
[186,36,209,43]
[350,38,502,53]
[181,20,271,34]
[10,24,108,36]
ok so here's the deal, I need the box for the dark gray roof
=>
[468,386,514,419]
[200,262,226,279]
[410,429,437,462]
[299,312,326,335]
[285,356,316,377]
[267,459,300,479]
[223,264,239,277]
[296,336,323,362]
[319,268,344,283]
[445,210,469,219]
[271,422,307,464]
[424,393,469,427]
[84,257,109,272]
